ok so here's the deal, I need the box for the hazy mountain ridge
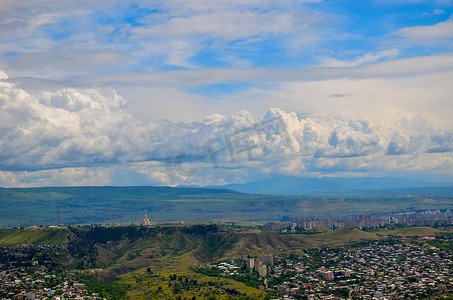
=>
[212,175,453,195]
[1,185,452,227]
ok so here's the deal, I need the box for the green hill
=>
[0,224,379,277]
[383,226,440,237]
[320,226,379,240]
[0,227,69,245]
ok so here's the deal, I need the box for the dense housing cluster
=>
[202,238,453,299]
[0,245,102,300]
[0,268,100,299]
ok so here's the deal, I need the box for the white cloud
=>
[1,73,452,187]
[132,10,298,41]
[58,53,453,88]
[318,49,399,67]
[375,0,453,5]
[250,74,452,131]
[0,0,452,187]
[0,0,328,73]
[386,18,453,51]
[397,19,453,39]
[0,73,149,170]
[422,9,446,15]
[11,53,439,129]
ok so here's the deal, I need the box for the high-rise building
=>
[246,258,255,269]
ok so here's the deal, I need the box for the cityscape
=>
[265,209,453,232]
[0,213,452,299]
[202,238,452,299]
[1,0,453,299]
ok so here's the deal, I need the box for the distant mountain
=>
[1,184,452,227]
[211,175,453,195]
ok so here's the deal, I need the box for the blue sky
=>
[0,0,452,187]
[2,1,452,73]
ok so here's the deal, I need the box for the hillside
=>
[0,225,385,278]
[1,224,451,299]
[382,226,441,237]
[0,227,69,245]
[0,225,272,299]
[318,226,378,240]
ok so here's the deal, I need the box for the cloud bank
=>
[1,70,452,187]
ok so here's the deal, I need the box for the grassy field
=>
[118,252,265,300]
[0,227,69,245]
[380,226,441,237]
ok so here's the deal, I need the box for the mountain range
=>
[209,175,453,195]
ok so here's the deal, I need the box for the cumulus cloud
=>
[0,71,147,170]
[1,71,453,187]
[1,1,452,188]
